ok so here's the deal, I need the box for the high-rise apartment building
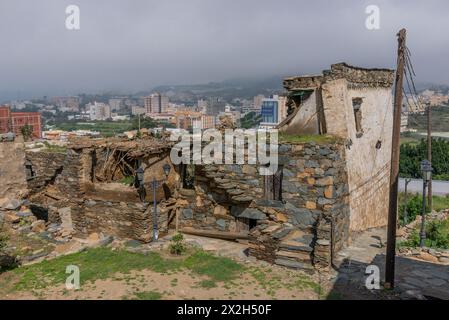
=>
[206,97,226,116]
[144,93,169,114]
[88,102,111,121]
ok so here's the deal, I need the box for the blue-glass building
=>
[260,98,279,124]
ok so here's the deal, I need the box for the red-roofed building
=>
[0,106,42,139]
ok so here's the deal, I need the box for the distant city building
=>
[131,106,146,116]
[206,97,226,116]
[147,113,175,124]
[87,102,111,121]
[175,110,216,130]
[259,95,287,128]
[253,94,265,111]
[43,129,100,141]
[144,93,169,114]
[52,96,80,112]
[109,98,124,111]
[198,99,208,114]
[0,106,42,138]
[192,115,216,130]
[429,95,449,107]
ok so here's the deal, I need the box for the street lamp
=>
[136,167,146,207]
[419,160,433,248]
[150,164,171,241]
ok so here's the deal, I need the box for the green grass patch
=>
[198,279,217,289]
[279,133,339,145]
[183,251,241,282]
[248,267,321,297]
[119,176,134,186]
[10,247,242,292]
[133,290,163,300]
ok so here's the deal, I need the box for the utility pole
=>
[403,178,412,225]
[138,113,141,132]
[427,102,433,211]
[385,28,406,289]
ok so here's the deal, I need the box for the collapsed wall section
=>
[0,141,28,200]
[25,151,66,195]
[176,141,350,269]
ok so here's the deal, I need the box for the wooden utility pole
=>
[385,28,407,289]
[427,102,433,211]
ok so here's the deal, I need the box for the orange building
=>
[0,106,42,139]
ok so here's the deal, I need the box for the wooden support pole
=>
[427,102,433,211]
[385,28,407,289]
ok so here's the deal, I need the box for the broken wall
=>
[25,150,66,195]
[70,199,155,242]
[176,142,350,270]
[0,140,28,200]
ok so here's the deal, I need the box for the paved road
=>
[399,178,449,196]
[333,227,449,300]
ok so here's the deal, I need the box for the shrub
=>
[0,224,8,254]
[426,219,449,249]
[169,233,187,256]
[399,219,449,250]
[399,194,428,226]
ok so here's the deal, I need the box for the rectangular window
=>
[352,98,364,137]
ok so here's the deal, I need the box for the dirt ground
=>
[0,261,323,301]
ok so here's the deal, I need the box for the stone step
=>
[279,240,313,253]
[274,258,314,270]
[275,250,312,262]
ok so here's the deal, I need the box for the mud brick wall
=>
[70,199,159,242]
[25,151,66,194]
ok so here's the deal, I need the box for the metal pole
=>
[427,103,433,211]
[420,180,427,247]
[153,178,158,241]
[403,179,411,225]
[385,28,407,289]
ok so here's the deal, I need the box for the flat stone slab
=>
[230,207,266,220]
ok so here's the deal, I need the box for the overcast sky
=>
[0,0,448,101]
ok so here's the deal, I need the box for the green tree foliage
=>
[399,194,427,225]
[20,124,34,141]
[240,112,262,129]
[129,116,157,130]
[400,138,449,180]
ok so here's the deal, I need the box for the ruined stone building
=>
[171,63,395,269]
[5,62,395,272]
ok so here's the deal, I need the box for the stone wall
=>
[176,141,350,270]
[70,198,158,242]
[54,149,86,197]
[0,141,28,200]
[25,151,66,194]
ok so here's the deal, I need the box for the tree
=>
[129,116,157,130]
[240,112,262,129]
[400,138,449,180]
[20,124,34,141]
